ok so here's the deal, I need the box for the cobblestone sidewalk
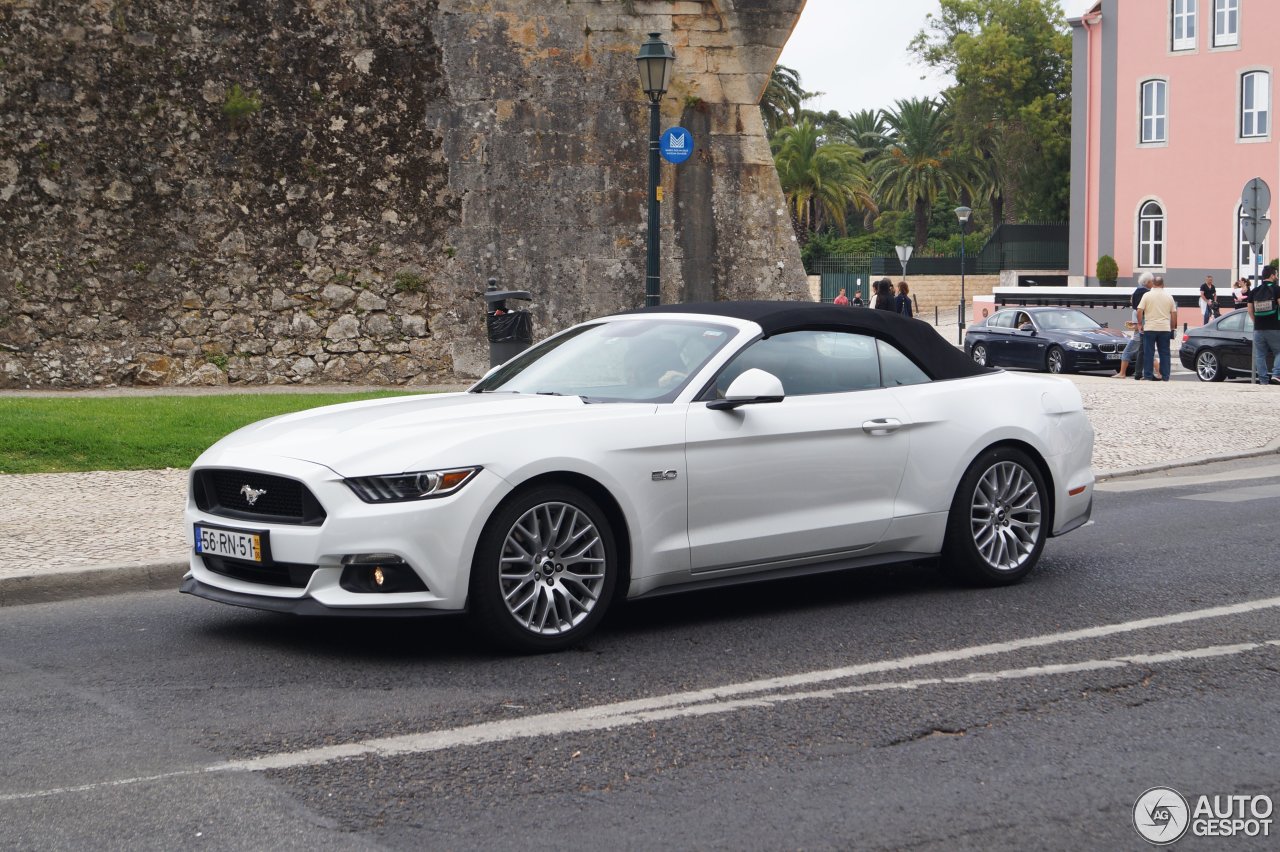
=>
[1,375,1277,603]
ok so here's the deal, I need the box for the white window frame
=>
[1240,70,1270,139]
[1213,0,1239,47]
[1138,201,1166,269]
[1172,0,1197,51]
[1140,79,1168,144]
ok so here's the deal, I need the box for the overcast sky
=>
[777,0,1089,117]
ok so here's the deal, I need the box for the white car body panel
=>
[182,307,1095,625]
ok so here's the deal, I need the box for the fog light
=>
[338,556,428,594]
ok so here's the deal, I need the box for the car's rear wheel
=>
[470,485,617,653]
[942,447,1048,586]
[971,343,989,367]
[1045,346,1068,374]
[1195,349,1225,382]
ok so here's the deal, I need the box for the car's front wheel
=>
[470,485,618,652]
[1045,345,1068,374]
[1195,349,1225,382]
[971,343,990,367]
[941,447,1048,586]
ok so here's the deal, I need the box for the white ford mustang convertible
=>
[182,301,1095,651]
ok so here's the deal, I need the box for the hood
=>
[1061,327,1128,342]
[194,392,653,476]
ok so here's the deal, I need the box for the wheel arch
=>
[493,471,633,602]
[965,439,1056,531]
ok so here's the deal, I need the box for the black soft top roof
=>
[629,301,988,380]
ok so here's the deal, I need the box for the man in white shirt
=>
[1136,275,1177,381]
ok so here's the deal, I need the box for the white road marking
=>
[4,598,1280,801]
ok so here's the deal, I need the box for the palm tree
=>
[760,65,808,136]
[771,119,876,237]
[845,109,888,156]
[872,98,976,248]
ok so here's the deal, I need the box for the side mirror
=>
[707,368,785,411]
[1017,323,1036,334]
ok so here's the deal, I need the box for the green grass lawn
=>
[0,392,416,474]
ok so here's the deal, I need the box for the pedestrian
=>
[851,290,864,307]
[1136,274,1177,381]
[1246,263,1280,385]
[833,287,850,306]
[1232,277,1250,309]
[894,281,914,318]
[872,278,895,311]
[1199,274,1219,324]
[1112,272,1152,379]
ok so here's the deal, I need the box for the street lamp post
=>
[636,33,676,307]
[955,206,972,344]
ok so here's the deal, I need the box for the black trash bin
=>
[482,279,533,367]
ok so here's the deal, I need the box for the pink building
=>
[1068,0,1277,288]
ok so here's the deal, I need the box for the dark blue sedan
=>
[964,307,1131,374]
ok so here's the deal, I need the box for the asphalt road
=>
[2,458,1279,851]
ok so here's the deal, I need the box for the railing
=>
[813,224,1069,297]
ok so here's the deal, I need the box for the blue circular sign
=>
[660,127,694,164]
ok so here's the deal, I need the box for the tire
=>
[470,485,618,652]
[1045,346,1069,374]
[971,343,989,367]
[941,447,1048,586]
[1194,348,1225,382]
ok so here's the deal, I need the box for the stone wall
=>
[0,0,808,387]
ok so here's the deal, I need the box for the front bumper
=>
[180,576,463,617]
[1064,349,1124,371]
[183,462,512,614]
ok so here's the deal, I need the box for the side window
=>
[1218,312,1244,331]
[877,340,930,387]
[991,312,1015,329]
[711,330,882,397]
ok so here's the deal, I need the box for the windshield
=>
[1036,310,1102,331]
[471,318,738,402]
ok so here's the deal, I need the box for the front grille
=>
[1097,342,1123,354]
[193,469,327,526]
[202,554,319,588]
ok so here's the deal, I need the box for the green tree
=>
[911,0,1072,222]
[760,64,808,136]
[845,109,889,157]
[872,98,976,249]
[771,119,876,237]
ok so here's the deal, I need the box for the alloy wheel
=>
[497,501,608,635]
[971,344,988,367]
[968,460,1043,572]
[1195,350,1221,382]
[1046,347,1065,374]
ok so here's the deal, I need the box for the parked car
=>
[965,307,1130,374]
[182,302,1095,652]
[1178,308,1269,381]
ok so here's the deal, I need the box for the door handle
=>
[862,418,902,436]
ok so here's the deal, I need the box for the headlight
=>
[344,467,482,503]
[1064,341,1094,350]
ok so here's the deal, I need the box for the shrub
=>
[1096,254,1118,285]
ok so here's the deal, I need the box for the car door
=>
[985,310,1019,364]
[683,330,911,574]
[1005,311,1044,368]
[1215,312,1253,374]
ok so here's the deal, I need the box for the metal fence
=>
[813,224,1069,300]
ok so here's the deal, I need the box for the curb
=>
[0,560,187,608]
[4,440,1279,608]
[1095,436,1280,481]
